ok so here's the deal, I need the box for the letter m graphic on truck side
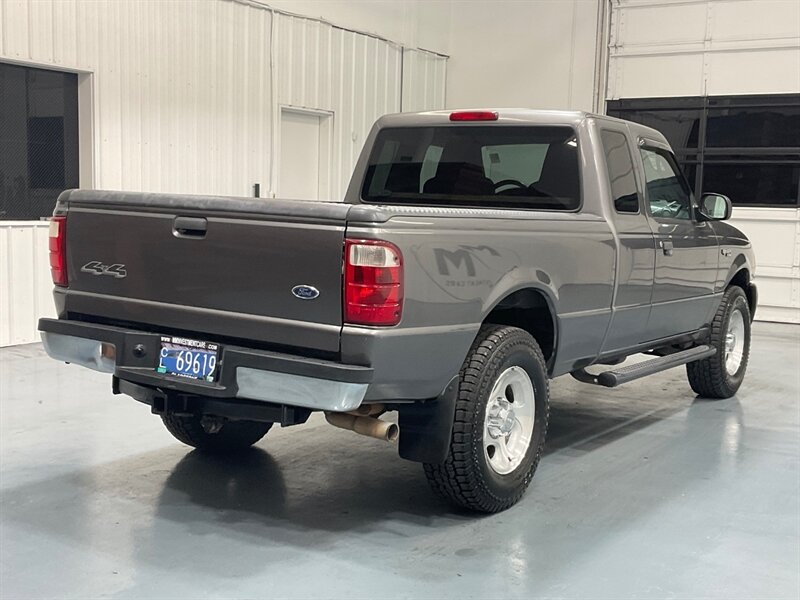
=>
[435,248,476,277]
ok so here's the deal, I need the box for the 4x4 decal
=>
[80,261,127,278]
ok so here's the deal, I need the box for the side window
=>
[640,148,693,220]
[600,130,639,213]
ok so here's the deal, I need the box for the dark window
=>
[703,163,799,206]
[362,126,581,211]
[607,94,800,208]
[706,104,800,148]
[0,63,79,220]
[640,148,693,220]
[614,109,701,150]
[600,129,639,213]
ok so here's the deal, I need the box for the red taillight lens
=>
[49,216,67,287]
[344,239,403,326]
[449,110,499,122]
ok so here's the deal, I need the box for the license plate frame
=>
[156,336,220,383]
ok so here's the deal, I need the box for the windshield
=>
[361,126,580,210]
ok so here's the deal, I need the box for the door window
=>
[640,148,693,220]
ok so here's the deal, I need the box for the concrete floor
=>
[1,322,798,600]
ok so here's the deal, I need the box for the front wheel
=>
[686,285,751,399]
[423,325,549,513]
[162,414,272,453]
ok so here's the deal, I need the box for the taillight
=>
[344,239,403,326]
[49,216,67,287]
[449,110,499,122]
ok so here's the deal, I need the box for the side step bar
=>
[572,345,716,388]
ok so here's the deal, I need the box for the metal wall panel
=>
[728,207,800,324]
[2,0,275,197]
[270,16,446,197]
[0,223,55,347]
[0,0,447,345]
[272,13,403,199]
[607,0,800,100]
[607,0,800,323]
[402,48,447,113]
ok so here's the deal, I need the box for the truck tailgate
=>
[61,191,350,354]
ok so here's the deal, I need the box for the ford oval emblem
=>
[292,285,320,300]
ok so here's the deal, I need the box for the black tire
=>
[161,414,272,453]
[423,325,549,513]
[686,285,751,399]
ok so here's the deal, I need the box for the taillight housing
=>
[49,216,67,287]
[344,239,403,326]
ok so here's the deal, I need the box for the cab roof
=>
[375,108,670,148]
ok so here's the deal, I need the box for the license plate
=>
[157,336,220,382]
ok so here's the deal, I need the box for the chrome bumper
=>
[39,321,372,413]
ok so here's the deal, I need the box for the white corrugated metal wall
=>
[402,48,447,113]
[272,13,403,198]
[0,0,448,346]
[606,0,800,323]
[0,223,55,347]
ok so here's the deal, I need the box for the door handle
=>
[173,216,207,238]
[660,240,674,256]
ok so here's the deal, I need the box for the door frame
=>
[273,106,334,201]
[636,140,721,338]
[0,58,96,191]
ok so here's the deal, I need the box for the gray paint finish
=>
[47,109,755,405]
[2,322,798,599]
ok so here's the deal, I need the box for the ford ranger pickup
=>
[39,109,757,513]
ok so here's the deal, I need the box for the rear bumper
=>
[38,318,373,412]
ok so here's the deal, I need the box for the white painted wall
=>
[0,0,447,201]
[607,0,800,323]
[607,0,800,99]
[402,48,448,112]
[0,0,448,345]
[0,222,55,347]
[444,0,600,111]
[267,0,453,54]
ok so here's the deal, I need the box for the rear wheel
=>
[424,325,549,513]
[686,285,751,399]
[161,414,272,453]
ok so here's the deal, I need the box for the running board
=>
[572,345,716,388]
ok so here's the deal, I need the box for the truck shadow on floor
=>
[1,391,744,579]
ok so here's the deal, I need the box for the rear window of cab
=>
[361,125,581,211]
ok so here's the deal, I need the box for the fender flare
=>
[479,272,560,370]
[723,253,752,288]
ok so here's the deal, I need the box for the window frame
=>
[607,94,800,209]
[359,124,584,213]
[599,127,642,215]
[638,143,697,222]
[0,62,80,221]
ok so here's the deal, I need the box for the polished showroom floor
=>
[1,322,798,599]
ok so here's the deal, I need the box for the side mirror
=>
[698,193,732,221]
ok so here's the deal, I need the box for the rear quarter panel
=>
[343,210,616,400]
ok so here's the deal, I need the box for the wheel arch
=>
[481,286,558,371]
[725,258,757,319]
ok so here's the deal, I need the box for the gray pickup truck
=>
[39,109,756,513]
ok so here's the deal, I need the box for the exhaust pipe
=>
[325,411,398,442]
[352,403,386,417]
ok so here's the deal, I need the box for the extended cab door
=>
[597,127,657,354]
[638,140,719,339]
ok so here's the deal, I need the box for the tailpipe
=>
[325,411,398,443]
